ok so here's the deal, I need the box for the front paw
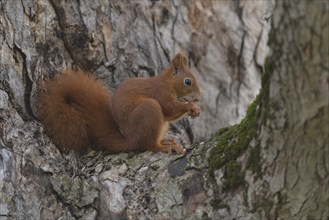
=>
[186,102,201,118]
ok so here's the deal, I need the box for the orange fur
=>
[37,53,201,154]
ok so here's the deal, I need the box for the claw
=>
[155,142,185,154]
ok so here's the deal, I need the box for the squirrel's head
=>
[167,53,201,103]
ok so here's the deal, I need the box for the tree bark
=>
[207,0,328,219]
[3,0,326,220]
[257,1,329,218]
[0,0,271,218]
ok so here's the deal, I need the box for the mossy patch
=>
[208,94,261,181]
[205,19,279,191]
[206,27,278,189]
[247,144,262,180]
[222,160,245,189]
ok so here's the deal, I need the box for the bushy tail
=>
[37,71,112,153]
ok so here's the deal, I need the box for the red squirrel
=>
[37,53,201,154]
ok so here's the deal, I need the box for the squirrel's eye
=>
[184,78,192,86]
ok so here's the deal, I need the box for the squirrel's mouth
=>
[180,97,199,103]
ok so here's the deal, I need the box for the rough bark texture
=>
[0,0,271,140]
[7,0,329,219]
[259,1,329,218]
[207,0,329,219]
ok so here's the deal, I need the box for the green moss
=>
[206,22,280,190]
[208,94,261,175]
[242,25,280,180]
[205,74,277,190]
[206,95,262,190]
[222,160,245,189]
[247,144,262,180]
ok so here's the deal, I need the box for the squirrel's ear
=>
[172,53,188,70]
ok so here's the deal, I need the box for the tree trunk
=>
[257,1,328,218]
[3,0,327,220]
[207,0,328,219]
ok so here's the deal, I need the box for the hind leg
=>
[158,123,185,154]
[119,99,184,154]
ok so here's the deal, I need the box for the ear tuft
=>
[172,53,188,69]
